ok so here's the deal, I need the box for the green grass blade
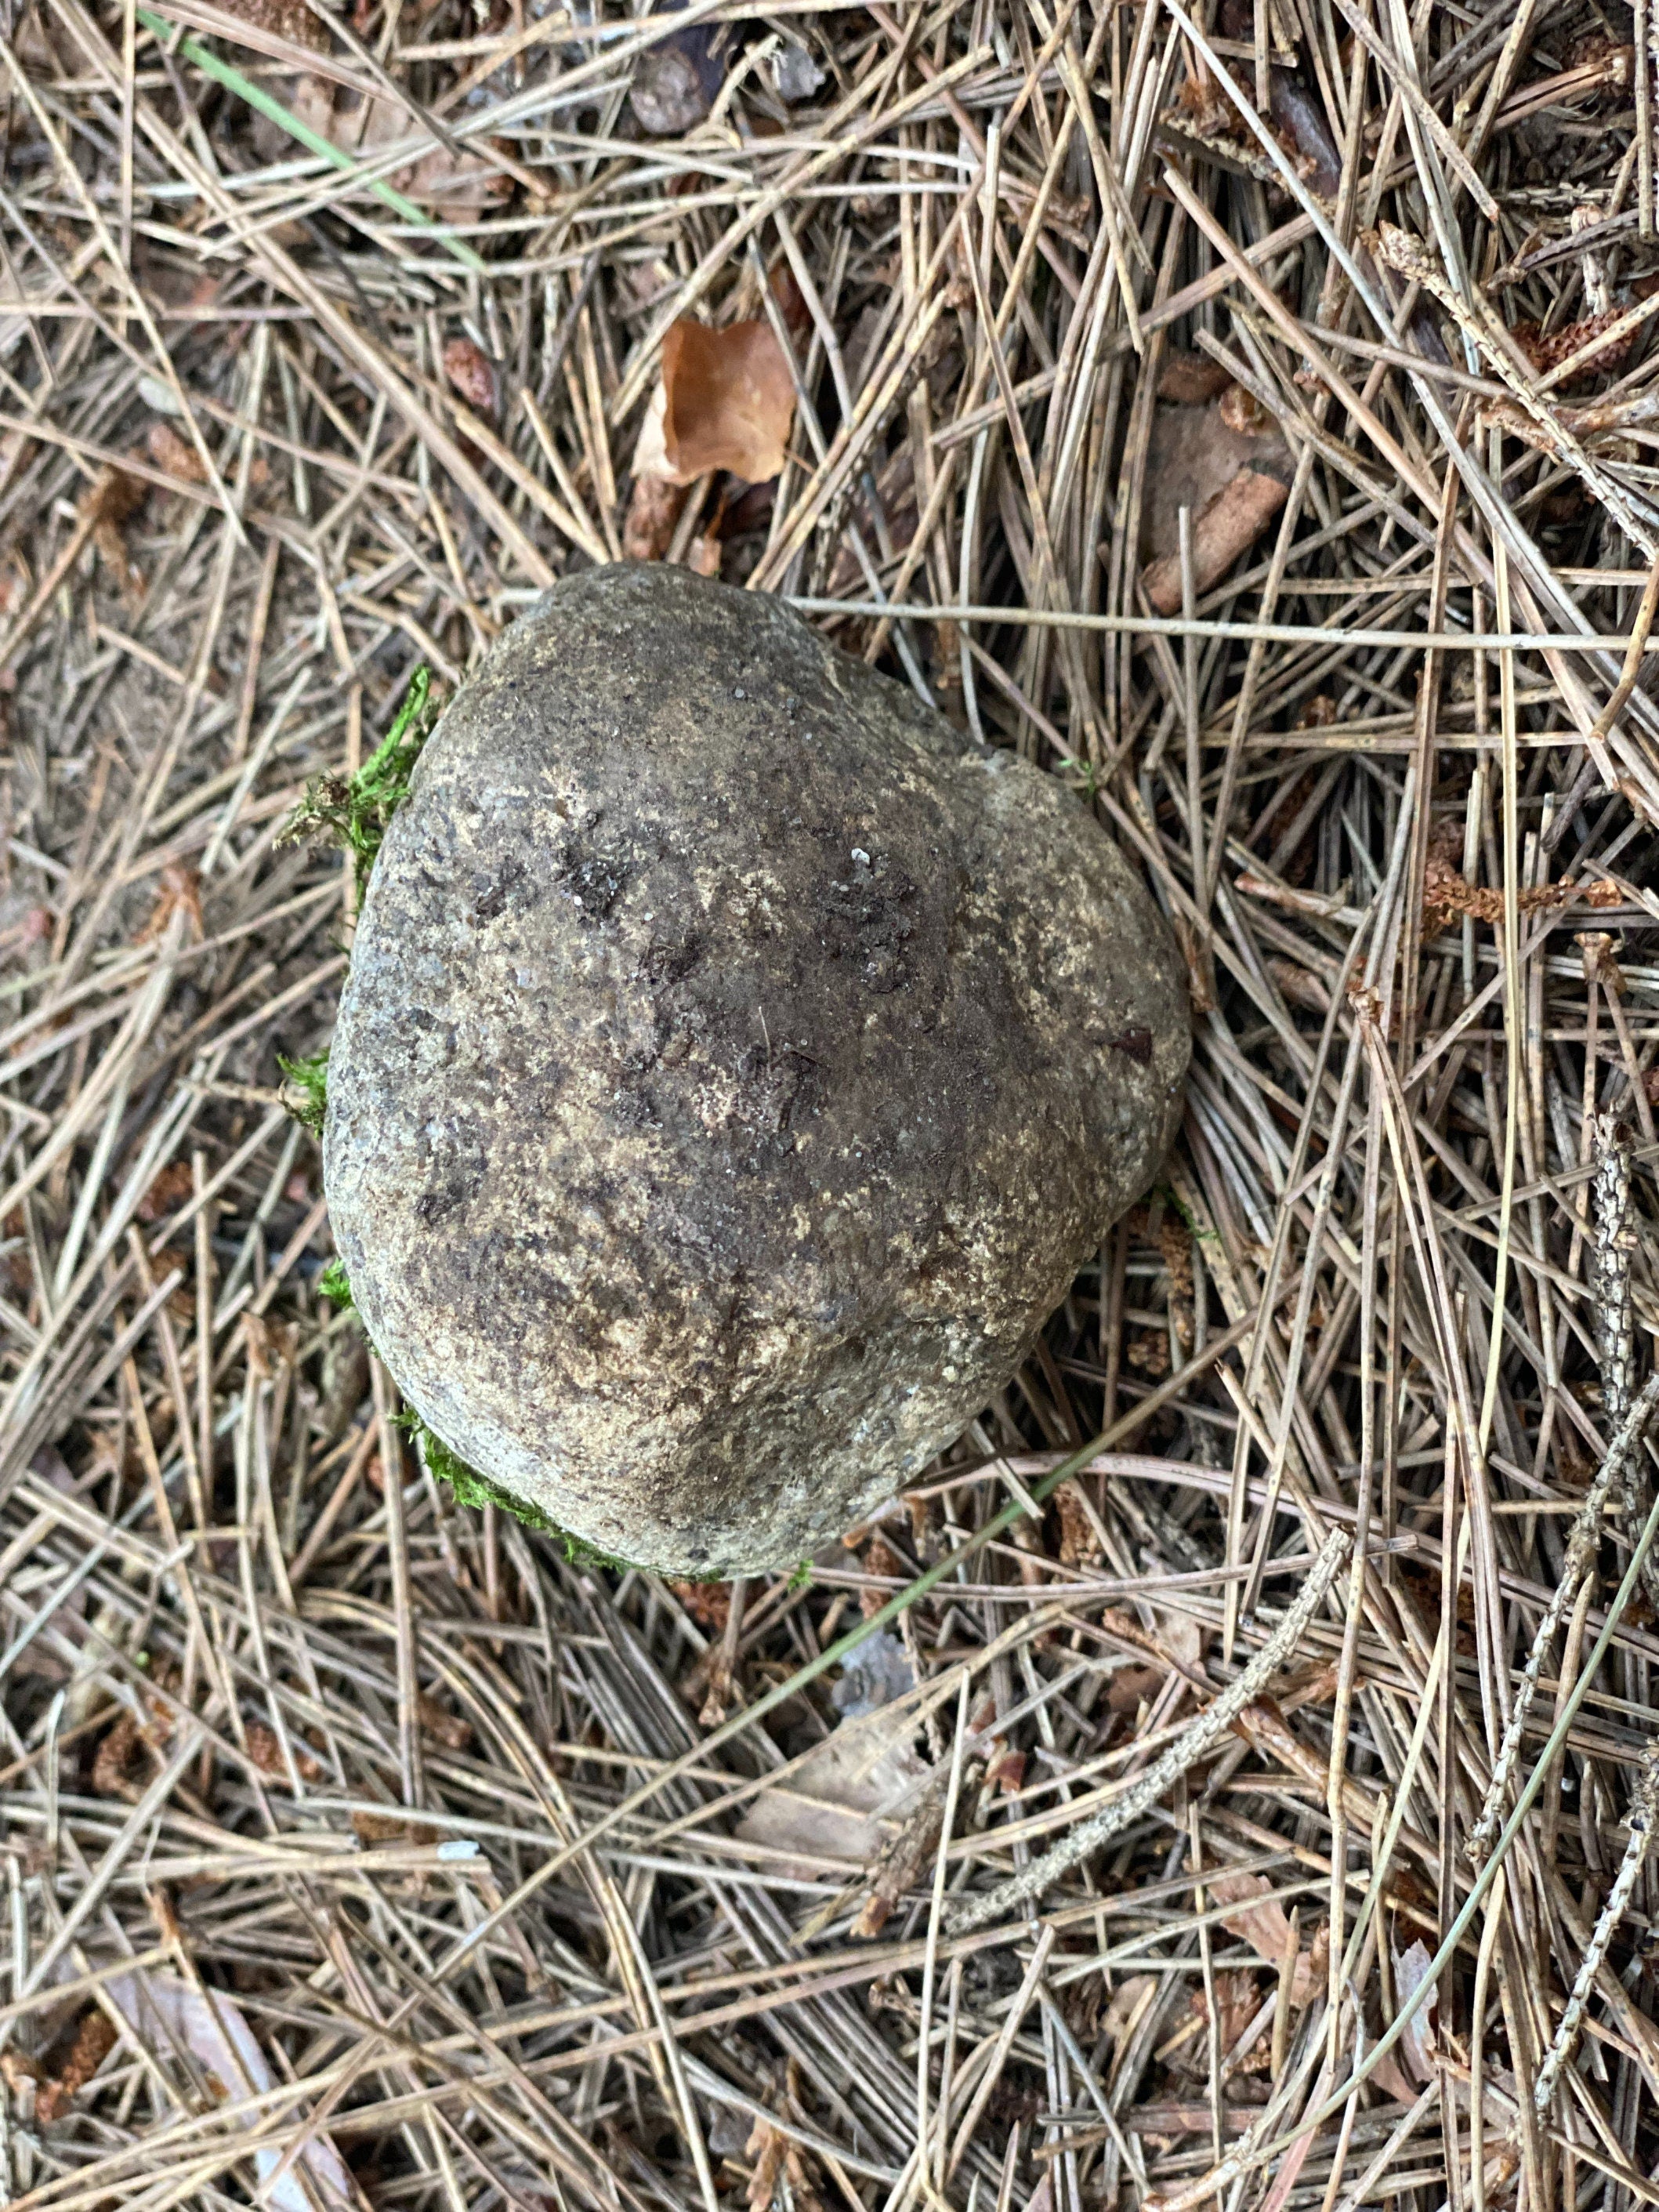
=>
[136,7,487,274]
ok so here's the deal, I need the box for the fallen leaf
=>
[734,1694,930,1884]
[99,1971,353,2209]
[634,317,796,487]
[1208,1872,1320,2006]
[622,473,690,561]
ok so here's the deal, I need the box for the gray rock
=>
[324,564,1189,1575]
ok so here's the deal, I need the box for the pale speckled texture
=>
[324,564,1190,1573]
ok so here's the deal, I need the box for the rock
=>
[324,564,1189,1575]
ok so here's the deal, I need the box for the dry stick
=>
[1465,1369,1659,1868]
[946,1525,1350,1934]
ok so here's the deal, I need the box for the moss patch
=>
[404,1410,643,1571]
[278,1047,330,1137]
[280,663,439,896]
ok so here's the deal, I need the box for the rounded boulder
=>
[324,564,1190,1574]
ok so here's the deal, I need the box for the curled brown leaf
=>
[636,317,796,487]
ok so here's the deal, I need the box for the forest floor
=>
[2,0,1659,2207]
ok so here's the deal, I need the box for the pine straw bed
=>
[2,0,1659,2207]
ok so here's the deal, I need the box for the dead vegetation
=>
[1,0,1659,2207]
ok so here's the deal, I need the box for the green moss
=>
[398,1407,643,1572]
[277,1046,330,1137]
[317,1256,353,1308]
[280,663,439,894]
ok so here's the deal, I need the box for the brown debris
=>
[1140,460,1291,614]
[442,339,498,417]
[36,2011,120,2123]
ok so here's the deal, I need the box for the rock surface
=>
[324,564,1190,1574]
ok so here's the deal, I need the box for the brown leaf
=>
[1140,461,1291,614]
[638,318,797,487]
[1208,1872,1320,2006]
[443,337,498,416]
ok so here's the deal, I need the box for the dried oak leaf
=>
[635,317,796,487]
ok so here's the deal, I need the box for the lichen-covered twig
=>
[1594,1114,1635,1436]
[947,1527,1350,1932]
[1468,1370,1659,1869]
[1531,1745,1659,2120]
